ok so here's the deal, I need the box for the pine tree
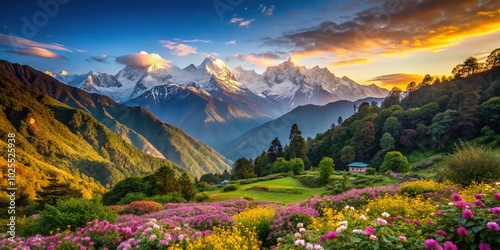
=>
[287,124,306,160]
[153,165,180,195]
[178,172,196,201]
[267,137,283,162]
[36,177,82,207]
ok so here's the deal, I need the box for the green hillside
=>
[0,77,182,197]
[0,60,231,177]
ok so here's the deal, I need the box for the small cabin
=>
[347,162,368,173]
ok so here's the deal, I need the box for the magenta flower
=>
[451,193,462,201]
[462,209,474,219]
[479,243,491,250]
[455,201,467,208]
[490,207,500,215]
[364,227,375,235]
[494,193,500,200]
[398,236,407,243]
[435,211,443,216]
[475,199,485,207]
[474,193,484,200]
[443,241,458,250]
[425,239,443,250]
[320,231,337,241]
[487,222,500,231]
[457,226,468,236]
[413,220,421,225]
[436,230,447,237]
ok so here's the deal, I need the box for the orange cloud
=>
[368,73,424,90]
[266,0,500,60]
[115,51,171,68]
[232,52,284,69]
[160,40,197,57]
[8,47,64,59]
[330,58,374,67]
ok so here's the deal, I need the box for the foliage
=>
[233,206,275,244]
[442,142,500,186]
[363,194,436,222]
[117,192,148,205]
[480,96,500,132]
[102,177,149,205]
[223,184,239,192]
[286,124,307,160]
[34,198,117,235]
[365,167,376,175]
[232,158,256,180]
[399,180,448,198]
[380,151,411,173]
[179,172,196,201]
[289,158,305,175]
[340,145,355,165]
[122,200,163,215]
[194,192,210,202]
[318,157,335,184]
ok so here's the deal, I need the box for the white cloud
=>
[226,40,236,45]
[259,5,276,16]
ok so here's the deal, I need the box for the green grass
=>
[208,177,327,204]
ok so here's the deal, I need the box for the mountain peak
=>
[198,56,227,70]
[59,70,69,76]
[147,63,165,72]
[287,56,300,66]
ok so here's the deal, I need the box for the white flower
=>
[377,218,388,225]
[352,229,364,234]
[381,212,390,218]
[174,227,181,231]
[299,228,306,232]
[339,221,348,227]
[306,243,314,250]
[448,202,454,206]
[183,223,189,228]
[344,205,351,210]
[350,206,355,210]
[297,222,304,228]
[366,208,370,212]
[360,215,367,221]
[370,235,377,240]
[336,225,347,233]
[295,232,302,238]
[277,237,282,242]
[295,239,305,246]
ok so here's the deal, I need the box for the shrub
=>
[233,206,275,244]
[117,192,148,205]
[223,184,238,192]
[296,174,323,188]
[318,157,335,184]
[147,192,184,204]
[363,194,436,222]
[34,198,117,235]
[194,192,209,202]
[365,167,376,175]
[412,155,443,171]
[399,180,447,197]
[380,151,411,173]
[442,142,500,186]
[122,200,163,215]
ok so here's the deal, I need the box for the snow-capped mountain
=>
[233,57,388,109]
[51,56,388,149]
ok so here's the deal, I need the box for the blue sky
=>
[1,0,499,89]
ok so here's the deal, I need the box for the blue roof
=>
[221,180,229,184]
[347,162,368,167]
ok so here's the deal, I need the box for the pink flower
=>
[474,193,484,200]
[457,226,468,236]
[364,227,375,235]
[413,220,421,225]
[490,207,500,215]
[475,200,484,207]
[443,241,458,250]
[436,230,447,237]
[487,222,500,231]
[462,209,474,219]
[479,243,491,250]
[494,193,500,200]
[425,239,443,250]
[435,211,443,216]
[455,201,467,208]
[398,236,407,243]
[451,193,462,201]
[320,231,337,241]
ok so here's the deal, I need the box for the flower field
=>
[1,181,500,249]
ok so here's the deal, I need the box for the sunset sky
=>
[1,0,499,90]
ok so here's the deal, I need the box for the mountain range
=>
[50,57,388,149]
[0,60,231,182]
[222,97,383,160]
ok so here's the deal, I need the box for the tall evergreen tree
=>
[36,177,82,207]
[231,158,256,180]
[153,165,180,195]
[287,124,307,160]
[178,172,196,201]
[267,137,283,162]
